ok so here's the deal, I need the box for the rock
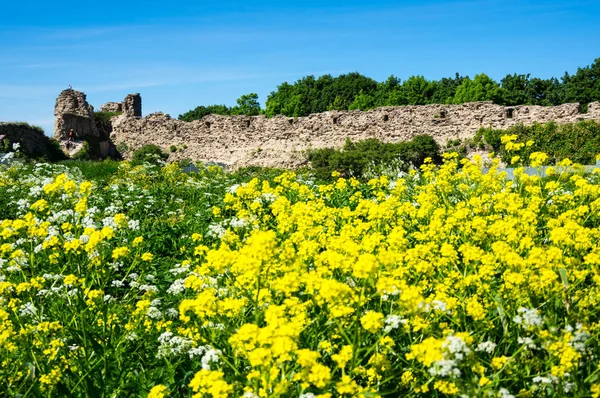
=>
[123,93,142,117]
[54,89,99,140]
[99,102,123,113]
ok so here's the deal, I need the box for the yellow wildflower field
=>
[2,150,600,397]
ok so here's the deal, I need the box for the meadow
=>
[2,139,600,397]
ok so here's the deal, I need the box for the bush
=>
[71,141,90,160]
[308,135,441,181]
[131,144,169,164]
[45,138,68,162]
[116,141,130,154]
[477,120,600,165]
[94,111,121,140]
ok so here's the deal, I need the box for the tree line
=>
[178,58,600,121]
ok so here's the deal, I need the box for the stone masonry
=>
[54,89,99,140]
[51,89,600,168]
[109,100,600,168]
[98,94,141,116]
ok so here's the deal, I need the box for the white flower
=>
[570,324,590,352]
[169,263,190,275]
[261,192,277,203]
[157,332,193,358]
[564,382,575,393]
[428,359,461,377]
[230,217,248,229]
[517,337,537,350]
[532,376,554,385]
[475,341,496,353]
[19,302,37,317]
[138,284,158,293]
[111,280,125,288]
[167,279,186,295]
[102,217,117,228]
[189,347,206,358]
[104,295,115,303]
[227,184,240,194]
[146,306,162,319]
[207,223,226,239]
[166,308,179,318]
[201,348,222,370]
[383,315,405,333]
[513,307,542,327]
[443,335,470,361]
[498,388,515,398]
[432,300,448,312]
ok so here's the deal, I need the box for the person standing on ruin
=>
[68,129,74,142]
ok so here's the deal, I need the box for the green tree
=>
[348,90,377,111]
[178,104,231,121]
[500,73,531,105]
[400,75,436,105]
[231,93,261,116]
[564,58,600,108]
[453,73,503,104]
[430,73,466,104]
[528,77,565,105]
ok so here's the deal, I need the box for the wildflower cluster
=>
[2,145,600,397]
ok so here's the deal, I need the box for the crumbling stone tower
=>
[122,93,142,117]
[53,89,99,140]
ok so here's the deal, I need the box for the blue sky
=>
[1,0,599,136]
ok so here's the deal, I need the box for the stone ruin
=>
[54,89,99,141]
[99,93,142,117]
[54,90,141,157]
[52,89,600,168]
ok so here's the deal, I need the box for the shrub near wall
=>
[131,144,169,165]
[476,120,600,165]
[308,135,441,181]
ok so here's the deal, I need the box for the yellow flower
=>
[189,369,232,398]
[114,213,128,228]
[331,345,353,368]
[141,252,154,262]
[529,151,549,167]
[75,198,88,213]
[336,375,358,394]
[307,363,331,388]
[353,253,377,279]
[406,337,443,366]
[490,356,508,370]
[30,199,49,212]
[361,311,384,333]
[132,236,144,247]
[434,380,459,395]
[112,246,130,260]
[148,384,168,398]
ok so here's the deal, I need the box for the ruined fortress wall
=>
[0,122,52,157]
[110,101,600,168]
